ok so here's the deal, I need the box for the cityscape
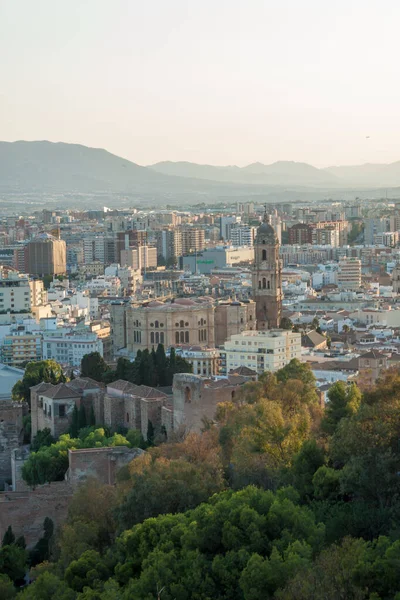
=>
[2,0,400,597]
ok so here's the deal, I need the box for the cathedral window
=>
[262,249,267,260]
[263,278,266,289]
[155,332,159,344]
[150,332,154,343]
[175,332,179,344]
[180,331,185,343]
[160,332,164,344]
[258,281,261,289]
[155,320,159,328]
[267,281,270,289]
[185,331,189,343]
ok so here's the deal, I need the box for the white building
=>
[42,330,103,367]
[87,276,121,296]
[337,258,361,290]
[172,346,220,377]
[0,272,32,313]
[221,329,301,375]
[230,225,257,247]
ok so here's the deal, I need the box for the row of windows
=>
[176,331,189,344]
[198,329,207,342]
[133,330,142,343]
[150,331,164,344]
[258,279,271,289]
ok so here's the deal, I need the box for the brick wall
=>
[66,446,143,486]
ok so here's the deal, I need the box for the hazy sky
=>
[1,0,400,167]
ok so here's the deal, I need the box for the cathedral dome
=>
[257,221,275,236]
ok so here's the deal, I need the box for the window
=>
[150,332,154,343]
[155,332,160,344]
[263,278,266,289]
[180,331,184,343]
[155,320,159,328]
[262,249,267,260]
[185,331,189,343]
[258,280,261,289]
[180,320,184,328]
[59,404,65,417]
[160,332,164,344]
[175,332,179,344]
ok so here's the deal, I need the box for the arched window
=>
[263,278,266,289]
[200,318,204,326]
[160,332,164,344]
[203,329,207,340]
[262,240,266,244]
[267,281,271,289]
[150,332,154,343]
[198,330,201,341]
[155,332,159,344]
[155,320,159,328]
[180,320,184,327]
[180,331,185,343]
[185,331,189,343]
[258,280,261,289]
[200,329,203,341]
[262,249,267,260]
[175,331,179,344]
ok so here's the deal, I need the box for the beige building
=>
[214,300,256,346]
[126,297,215,354]
[180,227,205,255]
[173,346,220,376]
[222,329,301,375]
[26,233,66,277]
[337,258,361,290]
[120,246,157,270]
[0,272,32,313]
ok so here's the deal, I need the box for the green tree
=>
[64,550,109,593]
[155,343,168,386]
[0,544,27,583]
[115,357,132,381]
[89,404,96,427]
[1,526,15,547]
[80,352,107,382]
[18,572,76,600]
[31,428,55,452]
[321,381,361,436]
[146,420,155,446]
[78,404,87,430]
[280,317,293,330]
[0,575,16,600]
[69,404,79,438]
[12,360,66,404]
[290,439,326,501]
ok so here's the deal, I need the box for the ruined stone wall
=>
[0,481,73,548]
[172,374,237,433]
[161,406,173,436]
[140,398,163,439]
[66,446,143,486]
[103,394,124,430]
[0,402,25,488]
[124,396,141,430]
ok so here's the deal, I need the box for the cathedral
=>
[252,212,283,329]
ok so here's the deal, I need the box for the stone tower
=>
[252,212,283,329]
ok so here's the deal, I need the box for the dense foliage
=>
[7,360,400,598]
[81,344,192,386]
[11,360,66,404]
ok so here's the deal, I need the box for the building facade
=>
[25,233,66,276]
[221,330,301,375]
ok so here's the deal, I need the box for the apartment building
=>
[221,329,301,375]
[337,258,362,290]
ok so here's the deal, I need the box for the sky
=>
[1,0,400,168]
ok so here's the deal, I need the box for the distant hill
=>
[325,162,400,187]
[0,141,176,193]
[150,160,339,186]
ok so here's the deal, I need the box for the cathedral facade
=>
[252,214,283,329]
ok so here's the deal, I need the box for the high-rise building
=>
[230,224,257,247]
[288,224,313,245]
[156,229,183,262]
[252,215,283,329]
[25,233,66,277]
[337,258,361,290]
[180,227,205,255]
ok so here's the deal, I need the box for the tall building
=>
[252,215,283,329]
[230,224,257,247]
[156,229,183,263]
[180,227,205,255]
[25,233,66,276]
[337,258,362,290]
[392,263,400,295]
[288,224,313,245]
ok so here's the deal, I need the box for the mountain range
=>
[1,140,400,196]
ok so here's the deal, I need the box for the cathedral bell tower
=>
[252,212,283,329]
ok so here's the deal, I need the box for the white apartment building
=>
[83,236,105,264]
[173,346,220,377]
[87,276,121,296]
[221,329,301,375]
[230,225,257,247]
[0,272,32,313]
[120,247,157,270]
[42,330,103,367]
[337,258,361,290]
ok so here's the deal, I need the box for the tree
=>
[321,382,361,436]
[0,575,16,600]
[30,518,54,565]
[77,404,87,430]
[89,404,96,427]
[1,526,15,547]
[0,544,27,583]
[69,404,79,438]
[65,550,109,593]
[290,439,326,502]
[80,352,107,382]
[31,428,55,452]
[18,572,76,600]
[155,343,168,386]
[280,317,293,330]
[12,360,66,404]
